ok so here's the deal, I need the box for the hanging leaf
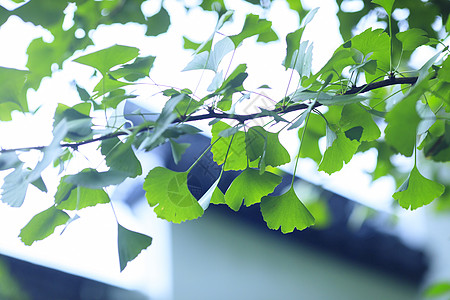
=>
[101,137,142,178]
[19,206,70,246]
[0,67,28,121]
[260,187,315,233]
[143,167,203,223]
[183,37,234,73]
[169,139,190,165]
[229,14,273,47]
[0,167,29,207]
[393,165,445,210]
[340,103,381,141]
[65,169,129,189]
[74,45,140,75]
[55,179,110,210]
[117,224,152,272]
[245,126,290,168]
[385,94,421,157]
[224,168,282,211]
[211,122,248,171]
[318,131,360,174]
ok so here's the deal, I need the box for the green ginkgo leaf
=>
[224,168,282,211]
[245,126,290,168]
[396,28,429,51]
[229,14,273,47]
[143,167,203,223]
[211,122,248,171]
[318,131,360,174]
[74,45,139,75]
[55,178,110,210]
[118,224,152,272]
[393,165,445,210]
[385,94,421,157]
[19,206,69,246]
[260,187,315,233]
[340,103,381,141]
[146,6,170,36]
[372,0,395,16]
[101,137,142,178]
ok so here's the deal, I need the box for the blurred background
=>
[0,0,449,299]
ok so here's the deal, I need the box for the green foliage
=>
[19,206,70,246]
[261,187,315,233]
[393,165,445,210]
[0,0,449,272]
[143,167,204,223]
[117,224,152,272]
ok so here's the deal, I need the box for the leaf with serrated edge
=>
[225,168,282,211]
[261,187,315,233]
[143,167,203,223]
[393,165,444,210]
[118,224,152,271]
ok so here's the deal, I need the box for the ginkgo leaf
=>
[65,169,129,189]
[19,206,69,246]
[211,122,248,171]
[143,167,203,223]
[55,179,110,210]
[245,126,290,168]
[393,165,445,210]
[74,45,139,75]
[229,14,273,47]
[101,137,142,178]
[118,224,152,272]
[169,139,190,165]
[340,103,381,141]
[183,37,234,73]
[0,167,29,207]
[318,131,360,174]
[372,0,395,16]
[146,6,170,36]
[396,28,429,51]
[385,93,421,157]
[260,187,315,233]
[224,168,282,211]
[297,113,326,164]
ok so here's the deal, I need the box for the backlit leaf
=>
[19,206,69,246]
[245,126,290,168]
[318,131,360,174]
[224,168,282,211]
[55,179,110,210]
[372,0,395,16]
[393,165,445,210]
[340,104,381,141]
[143,167,203,223]
[65,169,129,189]
[229,14,273,47]
[261,187,315,233]
[74,45,140,75]
[385,94,421,157]
[396,28,429,51]
[211,122,248,171]
[101,137,142,178]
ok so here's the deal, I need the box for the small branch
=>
[0,76,419,153]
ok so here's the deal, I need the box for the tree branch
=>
[0,76,419,153]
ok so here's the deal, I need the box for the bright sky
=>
[0,0,436,298]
